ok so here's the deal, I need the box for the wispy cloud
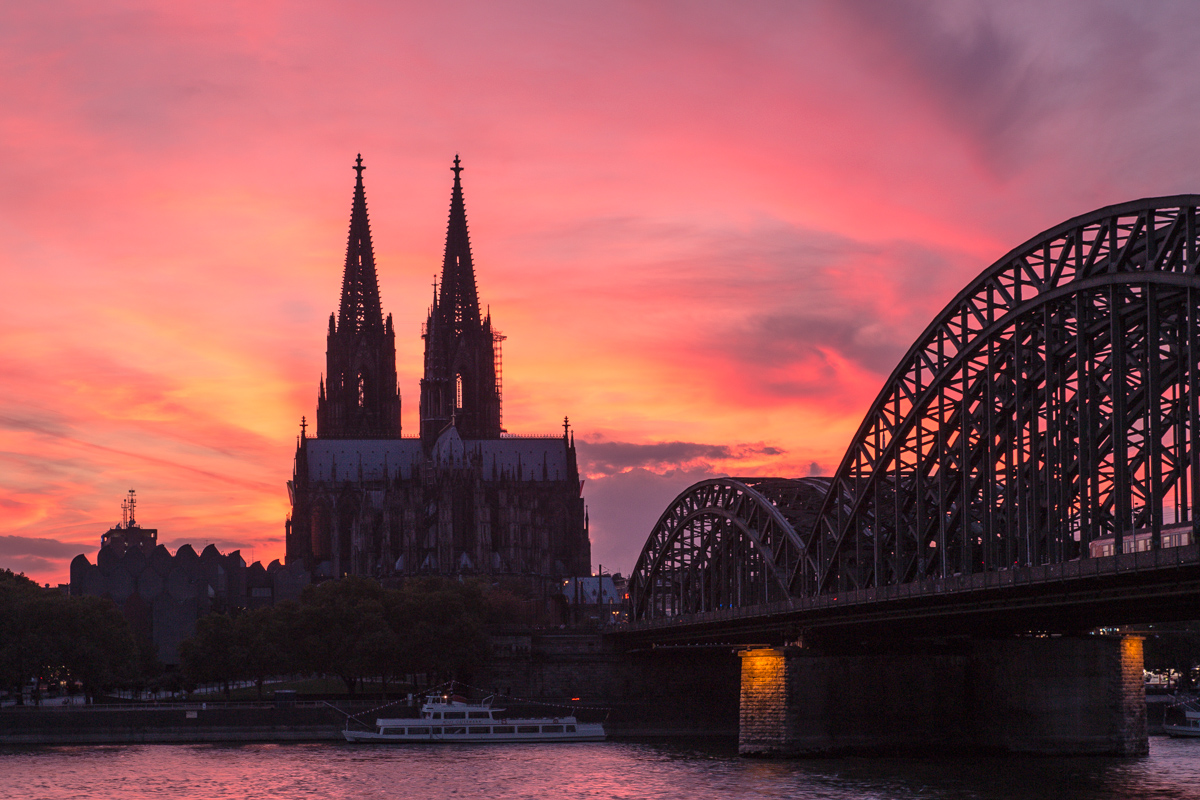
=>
[3,1,1200,584]
[0,535,85,561]
[577,438,783,478]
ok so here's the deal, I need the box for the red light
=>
[571,697,580,701]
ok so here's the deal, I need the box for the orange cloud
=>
[3,1,1200,583]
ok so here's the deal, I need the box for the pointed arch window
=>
[456,373,464,410]
[358,374,365,408]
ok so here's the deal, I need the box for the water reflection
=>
[3,738,1200,800]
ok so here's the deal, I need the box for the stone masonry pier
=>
[739,636,1147,756]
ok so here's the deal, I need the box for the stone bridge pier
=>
[739,635,1147,756]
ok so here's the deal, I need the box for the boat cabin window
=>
[565,725,576,733]
[542,725,564,733]
[444,726,466,735]
[444,712,466,719]
[432,712,442,719]
[493,726,515,734]
[408,727,430,734]
[517,725,539,733]
[468,711,491,719]
[469,726,490,734]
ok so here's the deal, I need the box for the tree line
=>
[179,576,522,698]
[0,569,145,703]
[0,568,535,705]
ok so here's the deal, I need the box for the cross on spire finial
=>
[354,153,365,180]
[451,154,463,181]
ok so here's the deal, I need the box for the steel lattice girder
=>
[627,478,830,620]
[627,197,1200,622]
[797,196,1200,598]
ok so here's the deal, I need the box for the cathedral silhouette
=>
[286,156,591,590]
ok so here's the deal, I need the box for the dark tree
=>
[299,577,397,695]
[0,571,55,703]
[0,570,137,704]
[387,578,488,687]
[180,613,239,698]
[235,604,304,699]
[59,595,139,702]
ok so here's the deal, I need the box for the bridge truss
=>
[630,196,1200,622]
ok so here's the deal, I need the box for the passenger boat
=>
[1164,703,1200,738]
[343,694,606,743]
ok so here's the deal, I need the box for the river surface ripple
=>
[5,737,1200,800]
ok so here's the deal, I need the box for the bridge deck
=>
[618,543,1200,645]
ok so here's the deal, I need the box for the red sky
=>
[3,1,1200,585]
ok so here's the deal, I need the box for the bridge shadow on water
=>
[639,736,1200,800]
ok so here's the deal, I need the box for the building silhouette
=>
[70,491,309,664]
[286,156,591,590]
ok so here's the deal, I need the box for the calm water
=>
[5,738,1200,800]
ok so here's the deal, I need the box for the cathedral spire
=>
[437,154,482,335]
[420,156,500,446]
[338,154,384,334]
[316,154,402,440]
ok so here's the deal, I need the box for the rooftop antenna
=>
[127,489,137,528]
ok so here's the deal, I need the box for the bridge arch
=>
[629,197,1200,621]
[800,196,1200,597]
[628,477,829,620]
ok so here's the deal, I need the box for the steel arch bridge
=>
[630,196,1200,625]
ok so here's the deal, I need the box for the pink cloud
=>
[3,1,1200,585]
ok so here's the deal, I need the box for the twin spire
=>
[337,153,482,338]
[323,153,499,444]
[337,154,384,334]
[436,154,483,335]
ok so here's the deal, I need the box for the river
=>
[5,737,1200,799]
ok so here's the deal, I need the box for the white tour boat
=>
[343,694,606,743]
[1165,704,1200,738]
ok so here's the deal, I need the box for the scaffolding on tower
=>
[493,330,506,430]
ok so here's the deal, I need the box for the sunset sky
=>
[3,1,1200,586]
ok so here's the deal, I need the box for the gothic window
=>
[358,374,365,408]
[456,373,463,410]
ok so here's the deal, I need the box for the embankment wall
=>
[480,633,740,737]
[0,704,347,745]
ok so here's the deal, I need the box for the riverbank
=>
[0,702,349,745]
[0,700,733,745]
[1,692,1171,746]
